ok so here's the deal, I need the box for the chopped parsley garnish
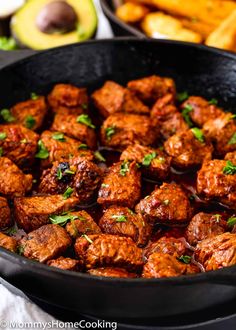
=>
[0,37,17,51]
[178,255,191,264]
[112,215,127,223]
[25,115,36,129]
[82,234,93,244]
[101,183,109,188]
[56,167,63,180]
[142,152,156,167]
[5,226,17,235]
[227,217,236,227]
[163,199,170,206]
[105,126,116,140]
[0,147,3,157]
[49,213,78,226]
[209,98,218,105]
[31,92,39,100]
[120,161,129,176]
[81,103,88,110]
[78,143,88,150]
[191,127,205,143]
[213,214,222,223]
[76,114,95,129]
[223,161,236,175]
[128,209,134,215]
[228,132,236,145]
[181,104,193,127]
[63,187,74,199]
[52,132,65,141]
[20,138,28,144]
[65,169,75,175]
[0,132,6,140]
[94,151,106,162]
[35,140,49,159]
[17,245,25,256]
[177,91,189,102]
[1,109,15,123]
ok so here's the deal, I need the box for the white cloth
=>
[0,1,113,329]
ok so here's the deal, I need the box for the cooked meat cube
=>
[88,267,137,278]
[65,210,101,239]
[225,151,236,163]
[39,156,102,203]
[0,197,11,229]
[0,232,17,252]
[135,183,192,225]
[11,96,48,130]
[0,124,39,167]
[99,206,151,247]
[14,195,79,232]
[151,93,175,118]
[195,233,236,271]
[20,224,71,263]
[48,84,88,115]
[160,112,189,140]
[164,129,213,169]
[40,130,94,168]
[128,75,176,104]
[92,81,149,117]
[97,161,141,208]
[203,113,236,157]
[181,96,223,127]
[0,157,32,198]
[100,113,157,150]
[197,159,236,208]
[75,234,143,271]
[142,252,188,278]
[47,257,81,271]
[144,236,187,258]
[185,212,227,246]
[51,113,97,149]
[120,144,171,180]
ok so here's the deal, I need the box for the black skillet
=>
[0,39,236,321]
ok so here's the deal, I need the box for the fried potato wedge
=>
[116,2,150,23]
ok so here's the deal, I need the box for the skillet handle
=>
[0,49,36,68]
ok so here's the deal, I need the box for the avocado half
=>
[11,0,98,50]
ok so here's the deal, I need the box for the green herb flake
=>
[209,98,218,105]
[78,143,88,150]
[17,245,25,256]
[181,104,193,127]
[177,91,189,102]
[63,187,74,199]
[76,114,95,129]
[120,161,129,176]
[82,234,93,244]
[50,213,78,226]
[213,214,222,223]
[0,132,6,140]
[1,109,15,123]
[35,140,49,159]
[101,183,109,188]
[56,167,63,180]
[31,92,39,100]
[227,217,236,227]
[178,255,191,264]
[94,151,106,162]
[142,152,157,167]
[223,161,236,175]
[52,132,65,141]
[128,209,135,215]
[5,226,17,235]
[0,37,17,51]
[81,103,88,110]
[65,169,75,175]
[228,132,236,145]
[0,147,3,157]
[163,199,170,206]
[20,138,28,144]
[25,115,36,129]
[112,215,127,223]
[191,127,205,143]
[105,126,116,140]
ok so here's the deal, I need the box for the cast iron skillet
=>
[0,38,236,320]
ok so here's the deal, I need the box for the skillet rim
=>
[1,37,236,285]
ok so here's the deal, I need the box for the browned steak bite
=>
[195,233,236,271]
[127,75,176,104]
[48,84,88,115]
[11,96,48,130]
[0,197,11,229]
[20,224,71,263]
[92,81,149,117]
[65,210,101,239]
[185,212,227,246]
[135,183,192,225]
[164,128,213,169]
[39,156,102,203]
[47,257,81,271]
[74,234,143,271]
[197,159,236,208]
[144,236,187,259]
[120,144,171,180]
[51,113,97,149]
[40,130,94,168]
[88,267,137,278]
[99,206,151,247]
[14,195,79,232]
[203,113,236,157]
[0,232,17,252]
[97,161,141,208]
[100,113,157,150]
[0,124,39,167]
[0,157,32,198]
[225,151,236,163]
[181,96,223,127]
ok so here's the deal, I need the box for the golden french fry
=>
[206,9,236,51]
[116,2,150,23]
[141,12,202,43]
[180,18,215,39]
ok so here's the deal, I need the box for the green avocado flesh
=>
[11,0,98,50]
